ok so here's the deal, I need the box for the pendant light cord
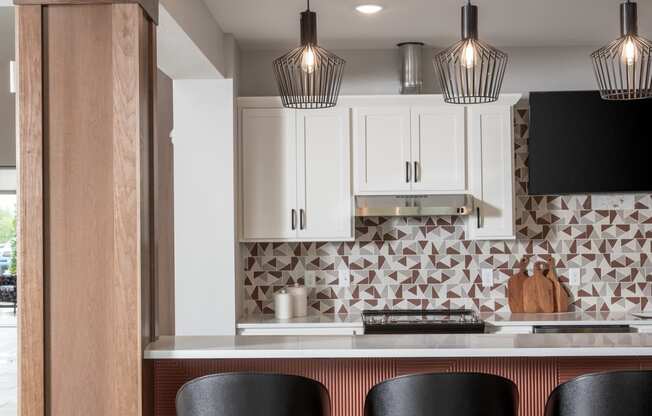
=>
[307,0,310,11]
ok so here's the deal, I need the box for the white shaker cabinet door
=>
[353,107,412,194]
[241,108,298,240]
[297,108,353,240]
[411,106,466,193]
[467,105,516,240]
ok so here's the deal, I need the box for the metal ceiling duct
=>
[398,42,424,94]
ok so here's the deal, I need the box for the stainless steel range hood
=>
[355,194,474,217]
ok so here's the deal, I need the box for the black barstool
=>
[364,372,518,416]
[176,373,331,416]
[544,370,652,416]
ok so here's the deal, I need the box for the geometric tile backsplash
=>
[242,108,652,315]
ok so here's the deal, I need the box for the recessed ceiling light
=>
[356,4,383,14]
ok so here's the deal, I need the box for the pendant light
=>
[591,0,651,101]
[273,0,345,109]
[433,0,508,104]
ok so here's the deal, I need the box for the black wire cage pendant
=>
[273,0,345,109]
[434,1,508,104]
[591,1,652,101]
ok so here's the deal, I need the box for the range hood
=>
[355,194,474,217]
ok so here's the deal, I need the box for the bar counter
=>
[148,315,652,416]
[146,332,652,359]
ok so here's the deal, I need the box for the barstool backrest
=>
[544,370,652,416]
[176,373,331,416]
[364,372,518,416]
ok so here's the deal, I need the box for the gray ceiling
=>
[202,0,651,50]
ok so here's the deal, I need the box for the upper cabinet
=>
[238,95,520,242]
[411,107,466,193]
[353,107,412,194]
[241,108,298,240]
[467,105,516,240]
[240,107,353,242]
[297,108,352,241]
[353,106,466,195]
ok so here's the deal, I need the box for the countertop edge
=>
[145,347,652,360]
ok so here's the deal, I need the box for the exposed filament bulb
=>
[461,41,477,69]
[301,46,316,74]
[623,38,637,66]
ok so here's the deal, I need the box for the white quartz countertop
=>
[237,313,363,328]
[145,333,652,359]
[236,311,652,329]
[484,311,652,326]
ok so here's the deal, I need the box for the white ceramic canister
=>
[274,289,293,320]
[288,284,308,317]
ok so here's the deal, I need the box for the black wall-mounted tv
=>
[528,90,652,195]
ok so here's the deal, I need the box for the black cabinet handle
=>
[476,207,482,229]
[300,209,305,230]
[291,209,297,230]
[414,161,420,183]
[406,161,411,183]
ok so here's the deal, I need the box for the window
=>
[0,168,16,416]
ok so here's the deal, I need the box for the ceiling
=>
[202,0,651,51]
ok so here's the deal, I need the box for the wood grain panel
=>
[155,70,175,337]
[42,3,154,415]
[46,5,117,414]
[16,5,45,416]
[17,1,157,415]
[14,0,158,23]
[112,4,149,415]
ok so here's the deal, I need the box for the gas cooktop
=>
[362,310,486,334]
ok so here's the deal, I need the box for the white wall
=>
[240,49,406,96]
[0,7,15,167]
[221,34,244,319]
[173,79,236,336]
[239,46,600,97]
[158,5,222,79]
[160,0,226,77]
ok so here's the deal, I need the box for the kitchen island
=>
[146,332,652,359]
[147,331,652,416]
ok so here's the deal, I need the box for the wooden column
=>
[15,1,158,415]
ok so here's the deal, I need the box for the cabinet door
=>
[241,108,297,240]
[467,106,515,240]
[297,108,353,240]
[354,107,412,194]
[411,106,466,192]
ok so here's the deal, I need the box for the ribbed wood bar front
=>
[153,357,652,416]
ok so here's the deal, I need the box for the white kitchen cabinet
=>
[297,108,352,240]
[467,105,516,240]
[354,106,466,195]
[354,107,412,194]
[240,107,353,242]
[241,108,298,240]
[238,94,521,242]
[411,106,466,193]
